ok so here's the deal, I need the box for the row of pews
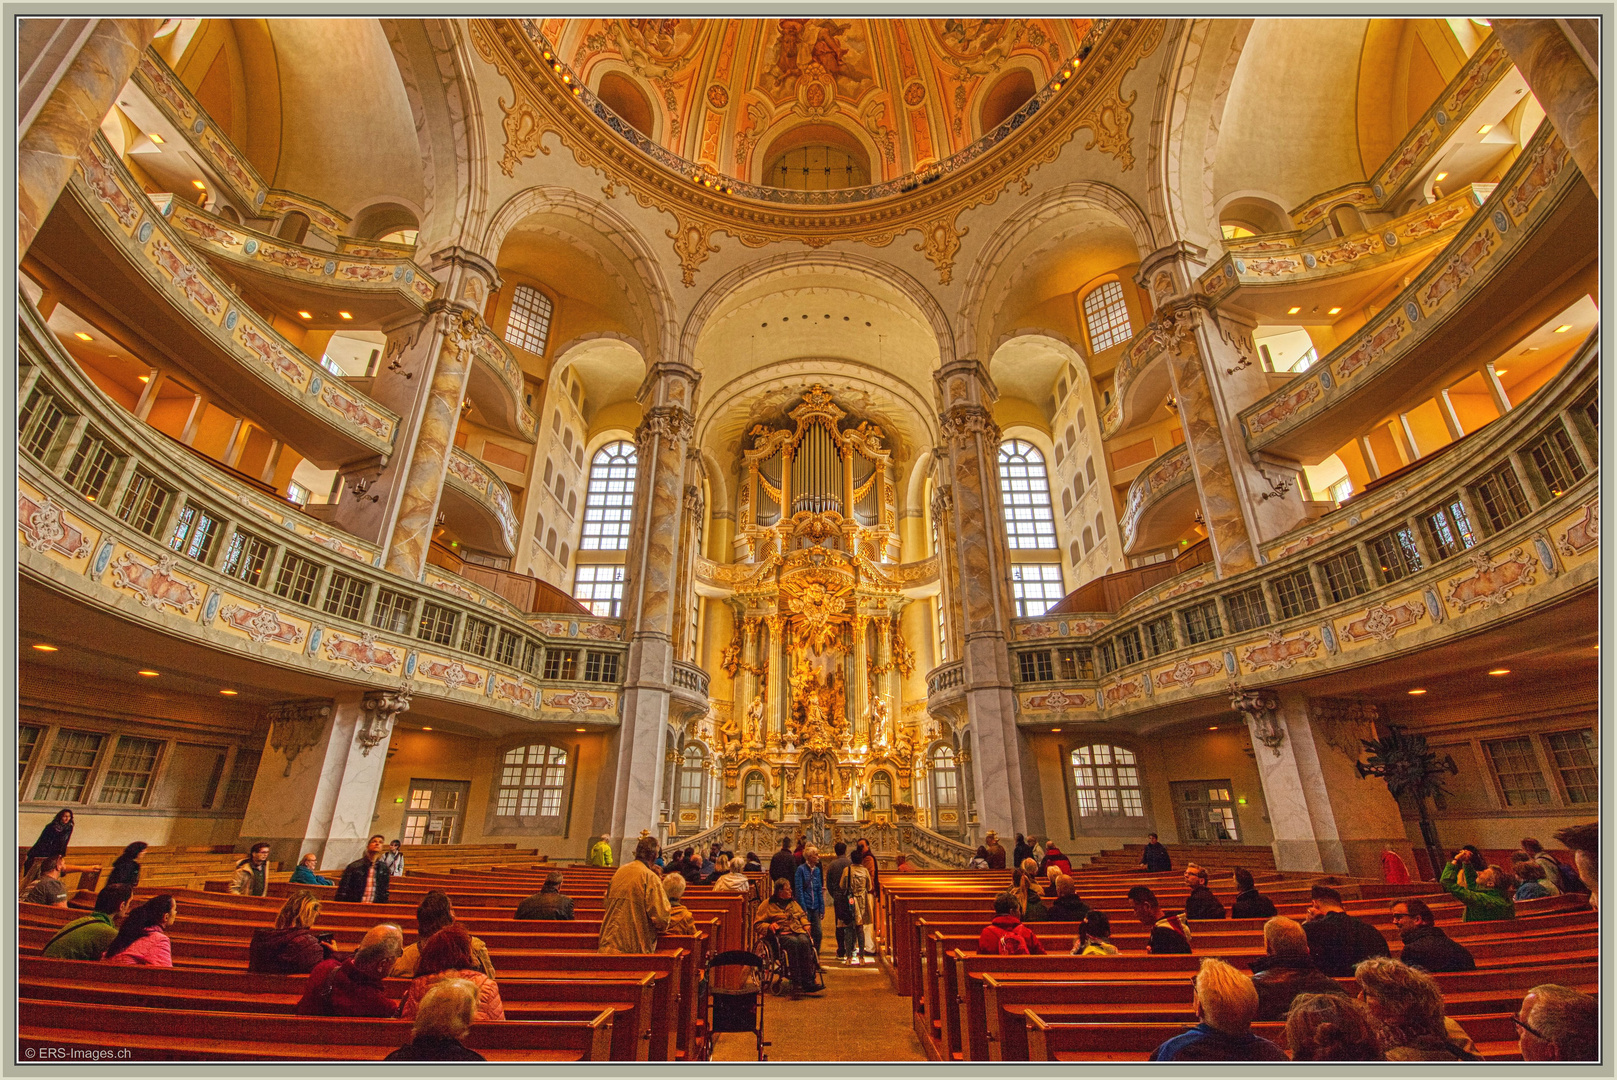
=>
[874,848,1596,1063]
[18,851,765,1062]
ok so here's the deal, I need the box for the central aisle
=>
[710,911,927,1061]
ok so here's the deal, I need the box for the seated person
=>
[979,890,1046,955]
[102,895,176,967]
[713,856,752,893]
[1512,858,1554,901]
[385,978,486,1061]
[1040,842,1072,876]
[1249,916,1346,1020]
[1303,884,1388,976]
[1356,956,1480,1060]
[1047,875,1090,922]
[754,878,819,995]
[514,871,575,920]
[22,855,74,907]
[1515,984,1598,1061]
[1149,958,1289,1061]
[1285,993,1385,1061]
[1183,863,1227,920]
[42,884,133,960]
[398,924,505,1023]
[663,873,696,936]
[1070,909,1117,956]
[290,853,334,886]
[249,890,335,974]
[393,890,496,979]
[1012,868,1048,923]
[1390,898,1474,972]
[299,925,403,1017]
[1128,885,1191,954]
[1230,867,1277,919]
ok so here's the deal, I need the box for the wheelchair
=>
[755,926,823,997]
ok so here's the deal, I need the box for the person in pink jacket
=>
[102,894,176,966]
[397,923,504,1022]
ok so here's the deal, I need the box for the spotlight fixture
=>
[31,643,58,652]
[420,726,432,731]
[576,727,588,733]
[1477,124,1492,135]
[74,332,92,341]
[1050,728,1063,733]
[1208,725,1219,731]
[137,375,149,383]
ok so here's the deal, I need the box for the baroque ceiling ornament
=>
[469,18,1165,285]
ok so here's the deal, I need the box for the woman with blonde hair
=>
[249,889,333,974]
[1285,993,1385,1061]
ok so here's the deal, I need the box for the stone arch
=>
[958,181,1157,361]
[973,58,1043,138]
[349,197,425,241]
[749,114,884,187]
[482,186,675,363]
[587,59,664,142]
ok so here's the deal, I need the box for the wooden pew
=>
[19,1000,614,1062]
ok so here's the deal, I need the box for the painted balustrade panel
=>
[163,198,438,307]
[1120,443,1192,550]
[73,137,400,455]
[446,447,520,552]
[1239,127,1578,452]
[467,325,539,441]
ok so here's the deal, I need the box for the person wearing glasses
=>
[1388,898,1474,973]
[1353,957,1479,1061]
[1514,984,1598,1061]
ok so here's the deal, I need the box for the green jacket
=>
[588,841,615,868]
[1440,862,1515,922]
[42,912,118,960]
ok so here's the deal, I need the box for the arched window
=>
[1094,511,1106,543]
[277,212,310,244]
[1076,409,1087,433]
[1082,527,1094,553]
[998,440,1057,549]
[1070,540,1081,564]
[545,528,558,555]
[678,745,705,809]
[1064,426,1076,448]
[563,428,573,452]
[496,743,568,817]
[558,542,570,565]
[581,440,637,550]
[1085,456,1096,484]
[1082,280,1133,355]
[1053,443,1065,468]
[1074,474,1086,501]
[1070,744,1143,817]
[504,284,553,356]
[744,771,768,812]
[870,771,893,812]
[1061,490,1072,516]
[930,746,959,822]
[543,459,554,485]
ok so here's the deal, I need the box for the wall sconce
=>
[351,477,380,503]
[1257,469,1293,501]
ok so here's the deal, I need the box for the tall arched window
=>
[998,440,1057,549]
[678,745,705,810]
[580,441,637,550]
[744,770,768,812]
[930,746,959,828]
[496,743,568,818]
[504,284,553,356]
[1070,744,1143,817]
[1082,279,1133,354]
[870,771,893,812]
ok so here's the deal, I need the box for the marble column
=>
[1234,687,1412,878]
[605,360,700,855]
[1493,19,1599,192]
[934,359,1043,839]
[18,18,162,264]
[238,689,412,870]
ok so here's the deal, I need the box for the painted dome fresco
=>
[536,18,1096,185]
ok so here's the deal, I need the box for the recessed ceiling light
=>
[1554,324,1572,333]
[1494,369,1507,376]
[298,311,313,319]
[219,689,238,695]
[1487,669,1510,676]
[420,726,432,731]
[138,670,160,677]
[1407,688,1427,695]
[73,332,92,341]
[1328,307,1342,315]
[1287,306,1301,315]
[31,644,58,652]
[149,133,165,144]
[1050,728,1063,733]
[137,375,149,383]
[192,180,206,190]
[1477,124,1492,135]
[339,311,353,320]
[1208,725,1219,731]
[576,727,588,733]
[1434,172,1448,182]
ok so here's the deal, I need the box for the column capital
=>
[1136,240,1211,306]
[1229,683,1282,754]
[939,404,1001,447]
[426,245,503,313]
[357,688,412,756]
[265,699,334,775]
[638,358,700,412]
[934,357,997,407]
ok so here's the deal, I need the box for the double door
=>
[1170,780,1242,843]
[401,779,469,845]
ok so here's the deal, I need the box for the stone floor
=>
[709,913,926,1062]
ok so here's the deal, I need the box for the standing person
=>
[23,809,75,877]
[794,846,825,961]
[379,840,406,879]
[42,884,134,960]
[230,843,272,897]
[1137,833,1172,873]
[1028,836,1046,868]
[978,891,1045,955]
[982,831,1006,870]
[792,837,807,867]
[1127,885,1192,954]
[769,837,796,885]
[1182,863,1227,919]
[1148,958,1289,1061]
[334,835,392,904]
[1553,822,1597,907]
[1248,916,1346,1020]
[23,855,73,907]
[1301,884,1389,976]
[291,853,334,886]
[847,854,874,965]
[106,842,147,888]
[398,924,505,1022]
[515,871,575,920]
[102,895,177,967]
[824,842,853,962]
[1042,842,1072,876]
[1230,868,1277,918]
[299,925,404,1017]
[1440,849,1515,921]
[393,890,496,979]
[587,834,615,868]
[1390,899,1475,972]
[754,878,819,996]
[1381,846,1412,885]
[249,890,335,974]
[663,874,696,936]
[1011,833,1032,869]
[385,979,486,1061]
[598,835,671,954]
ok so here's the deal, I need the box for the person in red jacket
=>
[298,924,403,1017]
[1042,842,1073,876]
[978,891,1046,955]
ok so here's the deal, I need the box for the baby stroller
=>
[702,949,771,1060]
